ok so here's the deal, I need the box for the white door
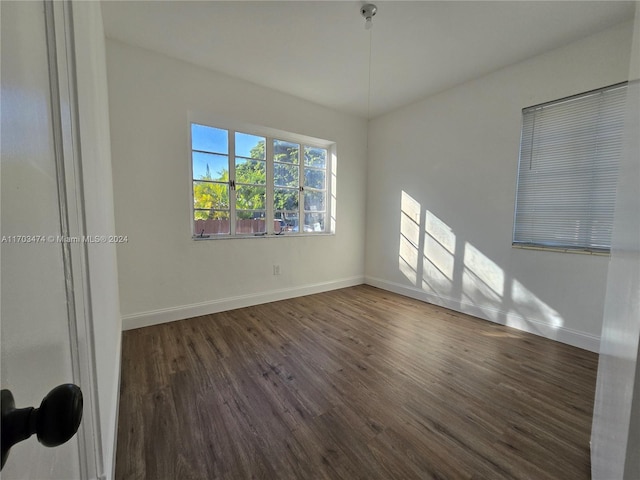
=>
[1,1,98,478]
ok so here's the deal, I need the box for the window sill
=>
[193,232,334,241]
[512,244,610,256]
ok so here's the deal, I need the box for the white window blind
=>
[513,83,627,253]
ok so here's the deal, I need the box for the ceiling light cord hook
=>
[361,3,377,30]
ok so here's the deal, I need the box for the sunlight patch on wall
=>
[401,191,421,244]
[422,210,456,295]
[399,191,421,285]
[464,242,504,296]
[399,236,419,284]
[394,192,564,336]
[462,242,505,321]
[424,211,455,280]
[510,278,564,330]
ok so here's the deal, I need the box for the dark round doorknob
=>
[1,384,83,469]
[36,384,83,447]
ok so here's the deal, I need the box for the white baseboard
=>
[365,276,600,353]
[122,276,365,330]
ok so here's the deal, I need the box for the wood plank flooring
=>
[115,285,599,480]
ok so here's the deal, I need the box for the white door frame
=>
[44,1,103,478]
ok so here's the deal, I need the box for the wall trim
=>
[122,276,365,330]
[365,276,601,353]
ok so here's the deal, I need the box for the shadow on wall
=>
[399,190,564,339]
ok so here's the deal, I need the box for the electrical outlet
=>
[273,264,281,275]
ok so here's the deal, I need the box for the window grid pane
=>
[274,163,299,187]
[304,167,325,190]
[302,145,328,235]
[193,181,229,210]
[236,186,266,210]
[274,140,299,164]
[194,210,230,235]
[236,158,266,185]
[236,132,265,159]
[193,152,228,182]
[192,124,228,154]
[236,212,267,235]
[304,146,327,168]
[304,189,326,213]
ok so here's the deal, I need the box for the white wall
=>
[365,20,634,352]
[72,3,122,479]
[105,39,368,329]
[591,3,640,478]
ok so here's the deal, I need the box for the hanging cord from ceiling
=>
[367,21,373,120]
[361,4,377,120]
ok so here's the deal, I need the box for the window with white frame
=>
[513,83,627,253]
[191,123,333,237]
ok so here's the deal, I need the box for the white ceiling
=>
[101,1,636,119]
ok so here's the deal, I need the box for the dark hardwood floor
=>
[115,285,599,480]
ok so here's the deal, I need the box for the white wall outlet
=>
[273,264,281,275]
